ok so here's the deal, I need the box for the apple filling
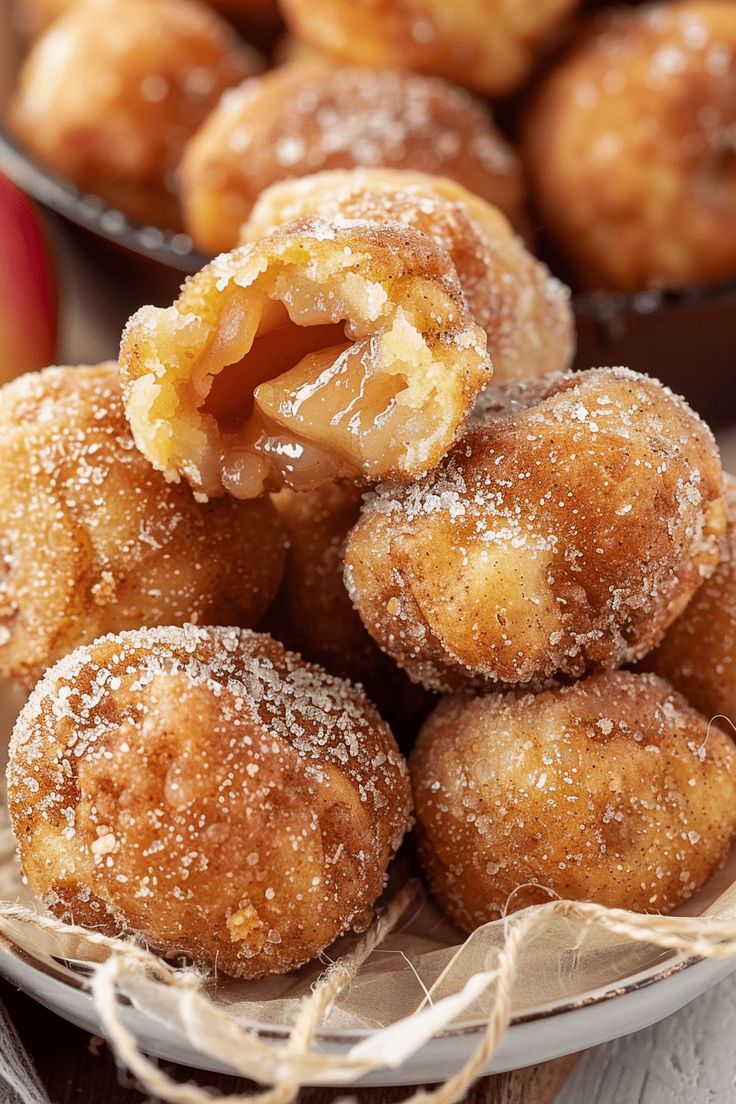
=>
[120,223,490,499]
[196,285,462,499]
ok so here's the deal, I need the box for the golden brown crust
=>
[0,364,286,687]
[119,217,490,499]
[9,0,261,229]
[8,625,412,978]
[524,1,736,291]
[265,483,434,742]
[410,671,736,929]
[344,368,725,692]
[243,169,574,385]
[179,64,526,253]
[278,0,581,97]
[643,473,736,732]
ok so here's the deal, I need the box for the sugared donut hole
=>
[121,217,490,500]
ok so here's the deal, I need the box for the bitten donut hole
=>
[121,220,490,498]
[195,272,435,499]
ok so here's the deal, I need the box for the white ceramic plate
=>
[0,930,735,1085]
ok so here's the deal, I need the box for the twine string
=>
[6,890,736,1103]
[88,881,421,1104]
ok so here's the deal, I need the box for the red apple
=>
[0,174,57,382]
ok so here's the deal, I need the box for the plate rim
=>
[0,919,694,1044]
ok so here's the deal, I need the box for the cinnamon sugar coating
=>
[120,217,490,500]
[643,473,736,732]
[9,0,261,229]
[278,0,581,97]
[524,1,736,291]
[243,169,574,385]
[0,364,285,687]
[411,671,736,929]
[8,625,412,978]
[179,64,526,253]
[344,368,725,693]
[265,483,434,743]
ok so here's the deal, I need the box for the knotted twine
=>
[3,885,736,1104]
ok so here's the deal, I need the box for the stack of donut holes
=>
[4,0,736,982]
[8,0,736,293]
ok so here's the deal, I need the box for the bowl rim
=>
[0,126,207,275]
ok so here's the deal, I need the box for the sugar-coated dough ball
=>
[243,169,574,385]
[345,368,725,692]
[265,483,433,741]
[279,0,581,97]
[179,64,526,253]
[0,364,285,687]
[411,671,736,928]
[120,218,490,500]
[644,473,736,731]
[8,625,412,978]
[10,0,261,229]
[524,2,736,291]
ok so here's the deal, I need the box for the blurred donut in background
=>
[524,1,736,291]
[180,64,526,253]
[278,0,583,97]
[9,0,262,228]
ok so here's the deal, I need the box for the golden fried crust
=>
[265,483,433,742]
[8,625,412,978]
[9,0,261,229]
[278,0,581,97]
[643,474,736,731]
[179,64,525,253]
[243,169,574,385]
[344,368,725,693]
[120,217,490,499]
[524,1,736,292]
[410,671,736,929]
[0,364,286,687]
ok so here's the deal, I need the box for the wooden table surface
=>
[3,215,734,1104]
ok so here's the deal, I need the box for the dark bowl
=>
[572,280,736,428]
